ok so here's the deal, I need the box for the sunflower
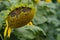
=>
[4,5,36,38]
[57,0,60,3]
[45,0,51,3]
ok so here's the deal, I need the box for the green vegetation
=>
[0,0,60,40]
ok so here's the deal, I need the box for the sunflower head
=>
[7,4,36,28]
[4,0,36,38]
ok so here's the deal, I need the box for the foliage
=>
[0,0,60,40]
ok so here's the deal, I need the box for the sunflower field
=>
[0,0,60,40]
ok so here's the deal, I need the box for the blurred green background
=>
[0,0,60,40]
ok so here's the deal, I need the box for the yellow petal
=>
[4,20,8,37]
[7,27,12,38]
[27,22,33,25]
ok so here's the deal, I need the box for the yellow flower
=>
[4,6,36,38]
[57,0,60,3]
[34,0,40,4]
[4,0,36,38]
[45,0,51,3]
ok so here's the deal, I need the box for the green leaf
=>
[0,10,10,30]
[57,34,60,40]
[0,34,3,40]
[46,3,56,9]
[56,28,60,32]
[47,16,60,26]
[38,24,48,32]
[13,25,46,40]
[32,15,47,25]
